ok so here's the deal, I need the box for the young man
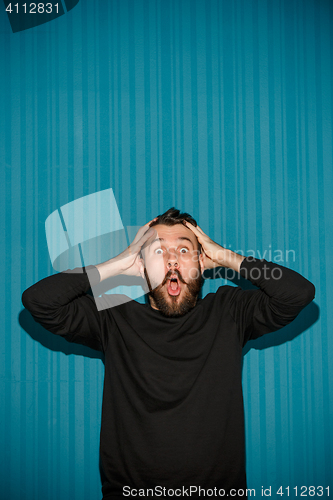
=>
[22,208,315,499]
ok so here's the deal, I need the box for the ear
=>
[138,254,145,278]
[199,252,205,275]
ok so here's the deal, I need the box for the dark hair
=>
[149,207,201,252]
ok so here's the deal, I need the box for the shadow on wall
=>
[243,301,319,355]
[4,0,80,33]
[204,266,319,355]
[19,306,105,362]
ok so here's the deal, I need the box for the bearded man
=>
[22,208,315,500]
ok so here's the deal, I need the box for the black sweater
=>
[21,257,315,499]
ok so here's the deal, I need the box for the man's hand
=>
[95,219,157,282]
[119,219,157,277]
[183,221,245,273]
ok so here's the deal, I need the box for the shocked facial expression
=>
[140,224,205,317]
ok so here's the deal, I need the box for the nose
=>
[167,250,179,269]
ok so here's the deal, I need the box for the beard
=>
[144,266,204,318]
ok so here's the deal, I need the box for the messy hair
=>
[149,207,201,252]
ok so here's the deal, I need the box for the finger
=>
[183,221,205,239]
[195,224,205,235]
[189,223,205,235]
[133,227,157,253]
[133,218,157,244]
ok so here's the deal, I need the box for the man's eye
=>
[154,248,163,255]
[179,247,189,254]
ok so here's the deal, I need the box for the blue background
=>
[0,0,332,498]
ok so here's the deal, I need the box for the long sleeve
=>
[227,257,315,346]
[21,265,107,352]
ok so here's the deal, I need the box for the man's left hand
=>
[183,221,245,273]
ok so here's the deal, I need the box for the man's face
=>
[140,224,205,317]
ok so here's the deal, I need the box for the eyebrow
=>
[148,237,194,247]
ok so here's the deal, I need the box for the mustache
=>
[161,269,187,287]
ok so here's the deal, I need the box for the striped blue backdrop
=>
[0,0,332,498]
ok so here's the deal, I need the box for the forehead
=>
[151,223,199,248]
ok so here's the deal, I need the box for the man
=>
[22,208,315,499]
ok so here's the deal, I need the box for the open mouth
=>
[166,275,182,296]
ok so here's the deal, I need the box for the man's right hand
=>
[95,219,157,282]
